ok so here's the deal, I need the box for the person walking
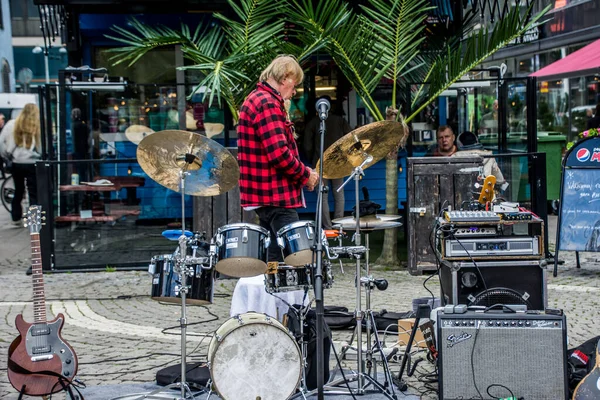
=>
[0,103,41,225]
[237,55,319,262]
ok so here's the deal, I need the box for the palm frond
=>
[287,0,385,120]
[104,18,209,66]
[360,0,434,109]
[407,3,551,122]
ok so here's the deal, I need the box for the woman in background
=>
[0,103,41,225]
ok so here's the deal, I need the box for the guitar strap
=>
[7,358,84,400]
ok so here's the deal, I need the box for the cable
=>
[486,383,516,399]
[470,320,484,399]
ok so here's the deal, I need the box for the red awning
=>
[530,38,600,81]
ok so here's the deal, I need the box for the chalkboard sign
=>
[557,136,600,253]
[557,168,600,251]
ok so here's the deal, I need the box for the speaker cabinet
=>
[438,311,568,400]
[440,260,547,310]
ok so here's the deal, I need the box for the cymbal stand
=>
[113,159,198,400]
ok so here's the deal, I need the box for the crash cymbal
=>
[137,130,239,196]
[125,125,155,144]
[332,214,403,231]
[316,120,407,179]
[204,122,225,138]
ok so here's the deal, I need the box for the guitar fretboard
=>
[31,233,46,324]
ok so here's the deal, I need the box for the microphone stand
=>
[314,117,327,400]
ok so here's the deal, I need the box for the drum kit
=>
[129,118,405,400]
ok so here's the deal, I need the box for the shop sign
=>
[508,26,540,45]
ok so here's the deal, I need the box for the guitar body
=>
[8,313,78,396]
[574,339,600,400]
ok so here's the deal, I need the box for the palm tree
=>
[285,0,549,266]
[106,0,549,266]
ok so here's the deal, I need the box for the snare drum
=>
[208,312,301,400]
[149,253,214,305]
[276,221,320,266]
[214,223,270,277]
[264,262,334,293]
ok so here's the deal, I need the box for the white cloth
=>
[230,275,309,322]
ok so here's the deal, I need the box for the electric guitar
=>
[7,205,78,396]
[573,339,600,400]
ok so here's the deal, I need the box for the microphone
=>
[316,97,330,120]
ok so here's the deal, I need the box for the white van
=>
[0,93,38,120]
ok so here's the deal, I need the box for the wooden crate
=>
[407,156,483,275]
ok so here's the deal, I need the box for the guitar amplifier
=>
[440,260,547,310]
[438,311,568,400]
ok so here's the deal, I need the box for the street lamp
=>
[32,46,49,84]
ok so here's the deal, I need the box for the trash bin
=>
[537,131,566,202]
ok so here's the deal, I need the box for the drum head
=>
[215,258,267,277]
[210,316,301,400]
[284,250,314,267]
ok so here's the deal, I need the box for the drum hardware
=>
[314,150,398,399]
[136,130,239,400]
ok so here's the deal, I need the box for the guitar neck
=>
[30,233,46,324]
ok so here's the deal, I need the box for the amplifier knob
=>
[525,321,531,326]
[496,321,501,326]
[518,322,523,326]
[503,322,509,326]
[488,321,493,326]
[511,321,516,326]
[469,321,475,326]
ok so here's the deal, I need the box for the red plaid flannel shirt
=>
[238,82,310,208]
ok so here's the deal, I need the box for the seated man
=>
[425,125,457,156]
[453,131,509,192]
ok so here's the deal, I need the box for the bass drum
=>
[208,312,301,400]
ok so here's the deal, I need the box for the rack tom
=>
[214,223,270,277]
[276,221,321,266]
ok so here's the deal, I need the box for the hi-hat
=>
[332,214,403,231]
[137,130,239,196]
[316,120,407,179]
[125,125,155,144]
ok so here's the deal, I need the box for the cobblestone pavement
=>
[0,210,599,399]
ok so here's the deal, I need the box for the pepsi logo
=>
[576,148,591,162]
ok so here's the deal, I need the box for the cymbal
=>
[316,120,407,179]
[205,122,224,138]
[137,130,239,196]
[332,214,403,231]
[125,125,155,144]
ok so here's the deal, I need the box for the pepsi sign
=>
[566,137,600,167]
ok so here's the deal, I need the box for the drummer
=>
[237,55,319,262]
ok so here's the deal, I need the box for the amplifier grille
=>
[439,316,567,400]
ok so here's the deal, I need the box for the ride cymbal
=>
[125,125,155,144]
[137,130,239,196]
[316,120,407,179]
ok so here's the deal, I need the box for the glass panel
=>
[95,47,177,85]
[51,159,189,269]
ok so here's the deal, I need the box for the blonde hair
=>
[13,103,41,150]
[259,55,304,85]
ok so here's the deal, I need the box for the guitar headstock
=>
[478,175,497,204]
[24,205,45,234]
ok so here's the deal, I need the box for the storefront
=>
[483,0,600,141]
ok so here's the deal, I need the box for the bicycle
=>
[1,173,15,213]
